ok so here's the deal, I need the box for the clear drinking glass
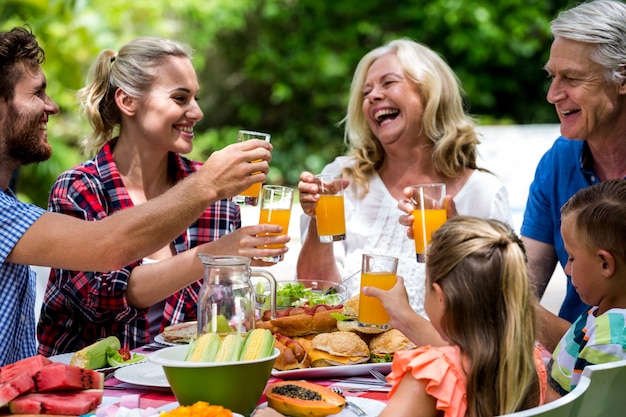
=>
[407,183,447,263]
[314,173,346,243]
[255,185,294,263]
[231,130,271,206]
[358,254,398,330]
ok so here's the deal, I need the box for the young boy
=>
[547,179,626,397]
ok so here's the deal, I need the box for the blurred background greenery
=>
[2,0,569,208]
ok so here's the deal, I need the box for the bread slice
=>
[161,321,197,344]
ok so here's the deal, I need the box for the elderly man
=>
[521,0,626,350]
[0,26,272,365]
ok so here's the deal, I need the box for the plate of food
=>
[272,361,391,379]
[155,321,198,346]
[261,296,416,380]
[49,336,146,371]
[270,330,394,379]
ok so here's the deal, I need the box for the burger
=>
[368,328,417,363]
[295,331,370,367]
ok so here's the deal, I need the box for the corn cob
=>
[213,334,243,362]
[70,336,121,370]
[185,333,220,362]
[239,329,275,361]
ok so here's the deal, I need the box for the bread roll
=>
[342,295,359,318]
[312,331,369,357]
[273,338,311,371]
[256,307,342,337]
[305,331,370,366]
[369,328,416,359]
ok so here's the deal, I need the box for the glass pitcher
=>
[197,254,276,335]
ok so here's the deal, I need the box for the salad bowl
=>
[255,279,348,310]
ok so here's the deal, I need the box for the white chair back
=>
[498,374,589,417]
[571,358,626,417]
[500,358,626,417]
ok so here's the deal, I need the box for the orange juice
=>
[257,208,291,249]
[412,208,447,255]
[240,157,264,198]
[240,181,262,198]
[315,194,346,236]
[358,271,396,325]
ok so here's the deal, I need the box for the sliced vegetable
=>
[105,347,145,367]
[239,329,275,361]
[70,336,121,370]
[118,348,131,362]
[186,333,221,362]
[213,334,243,362]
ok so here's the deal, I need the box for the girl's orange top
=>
[387,345,547,417]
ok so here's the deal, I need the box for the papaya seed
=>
[271,384,323,401]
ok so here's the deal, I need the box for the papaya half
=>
[265,380,345,417]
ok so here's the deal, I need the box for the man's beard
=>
[3,103,52,165]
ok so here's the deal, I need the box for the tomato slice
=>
[118,348,131,361]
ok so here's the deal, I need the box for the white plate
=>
[48,352,73,365]
[154,333,186,346]
[114,361,170,388]
[271,362,391,379]
[48,352,146,372]
[154,321,197,346]
[256,397,386,417]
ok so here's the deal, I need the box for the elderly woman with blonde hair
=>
[297,38,512,318]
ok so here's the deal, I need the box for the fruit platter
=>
[0,354,106,415]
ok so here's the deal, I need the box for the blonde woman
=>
[297,39,512,315]
[37,37,287,355]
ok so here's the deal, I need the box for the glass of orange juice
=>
[408,183,447,263]
[314,173,346,243]
[358,254,398,330]
[231,130,271,206]
[255,185,294,263]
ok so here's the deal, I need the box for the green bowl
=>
[149,345,279,416]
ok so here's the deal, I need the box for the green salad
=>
[256,282,342,309]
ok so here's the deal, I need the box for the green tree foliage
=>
[2,0,572,206]
[188,0,571,186]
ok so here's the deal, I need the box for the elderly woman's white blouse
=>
[299,156,513,316]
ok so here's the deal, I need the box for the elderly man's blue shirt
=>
[521,137,604,323]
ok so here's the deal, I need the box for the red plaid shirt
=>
[37,139,240,355]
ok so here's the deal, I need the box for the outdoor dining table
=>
[96,345,391,417]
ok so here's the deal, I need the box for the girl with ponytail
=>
[381,216,545,416]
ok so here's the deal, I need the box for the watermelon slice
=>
[0,372,35,406]
[8,389,104,415]
[33,363,104,392]
[0,355,52,383]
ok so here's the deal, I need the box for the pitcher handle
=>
[251,268,277,320]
